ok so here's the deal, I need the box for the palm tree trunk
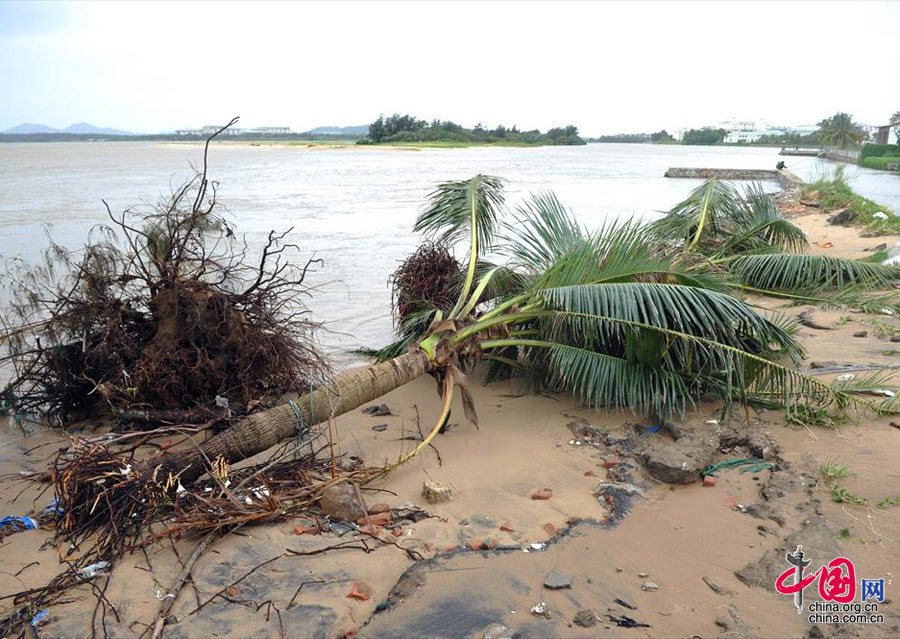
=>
[151,350,432,485]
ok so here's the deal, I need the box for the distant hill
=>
[61,122,134,135]
[2,122,134,135]
[3,123,59,134]
[303,125,369,136]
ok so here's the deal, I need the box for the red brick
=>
[500,522,515,532]
[703,475,717,487]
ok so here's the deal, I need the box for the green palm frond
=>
[413,174,505,250]
[501,191,586,272]
[728,253,900,291]
[720,183,808,255]
[537,282,799,356]
[649,179,742,247]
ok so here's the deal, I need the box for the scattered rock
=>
[320,481,366,521]
[531,488,553,500]
[603,457,623,468]
[542,523,557,536]
[615,566,623,572]
[583,470,596,477]
[853,331,868,338]
[421,480,453,503]
[891,335,900,343]
[641,582,659,591]
[481,623,519,639]
[362,403,392,416]
[798,310,834,331]
[702,475,717,487]
[827,205,854,226]
[372,424,388,432]
[865,243,889,252]
[809,361,838,369]
[573,609,597,628]
[226,586,242,597]
[638,572,649,578]
[715,604,754,636]
[640,432,717,484]
[702,576,735,596]
[543,571,573,589]
[347,582,372,601]
[500,522,515,532]
[467,539,489,551]
[369,503,390,514]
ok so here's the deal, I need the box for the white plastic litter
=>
[836,373,855,382]
[79,561,110,580]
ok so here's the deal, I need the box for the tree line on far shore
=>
[361,114,585,146]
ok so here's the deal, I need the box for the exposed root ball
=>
[0,161,328,423]
[390,242,461,322]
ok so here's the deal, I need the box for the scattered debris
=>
[641,582,659,591]
[347,582,372,601]
[637,572,649,578]
[372,424,388,432]
[530,602,550,619]
[798,310,834,331]
[607,615,651,628]
[531,488,553,500]
[614,598,637,610]
[853,331,868,338]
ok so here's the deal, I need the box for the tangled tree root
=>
[0,119,328,425]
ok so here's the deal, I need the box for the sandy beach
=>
[2,191,899,639]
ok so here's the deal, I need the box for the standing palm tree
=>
[818,112,864,149]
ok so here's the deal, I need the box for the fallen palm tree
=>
[53,176,880,533]
[5,174,895,637]
[649,179,900,308]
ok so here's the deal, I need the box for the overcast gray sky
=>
[1,0,898,135]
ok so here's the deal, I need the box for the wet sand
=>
[2,193,900,638]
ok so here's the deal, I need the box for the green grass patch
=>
[803,168,900,235]
[860,250,889,263]
[788,404,847,428]
[860,156,900,172]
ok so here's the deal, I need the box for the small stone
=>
[584,470,596,477]
[391,527,402,537]
[320,481,366,521]
[853,331,868,338]
[809,361,838,369]
[467,539,488,551]
[603,457,622,468]
[542,523,557,536]
[891,335,900,343]
[543,571,573,589]
[372,424,388,432]
[226,586,242,597]
[357,524,380,536]
[362,403,392,416]
[347,582,372,601]
[531,488,553,500]
[369,503,390,514]
[500,522,515,532]
[702,476,717,487]
[422,480,453,503]
[573,609,597,628]
[615,566,623,572]
[638,572,649,578]
[641,582,659,591]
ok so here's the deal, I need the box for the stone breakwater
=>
[664,167,803,189]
